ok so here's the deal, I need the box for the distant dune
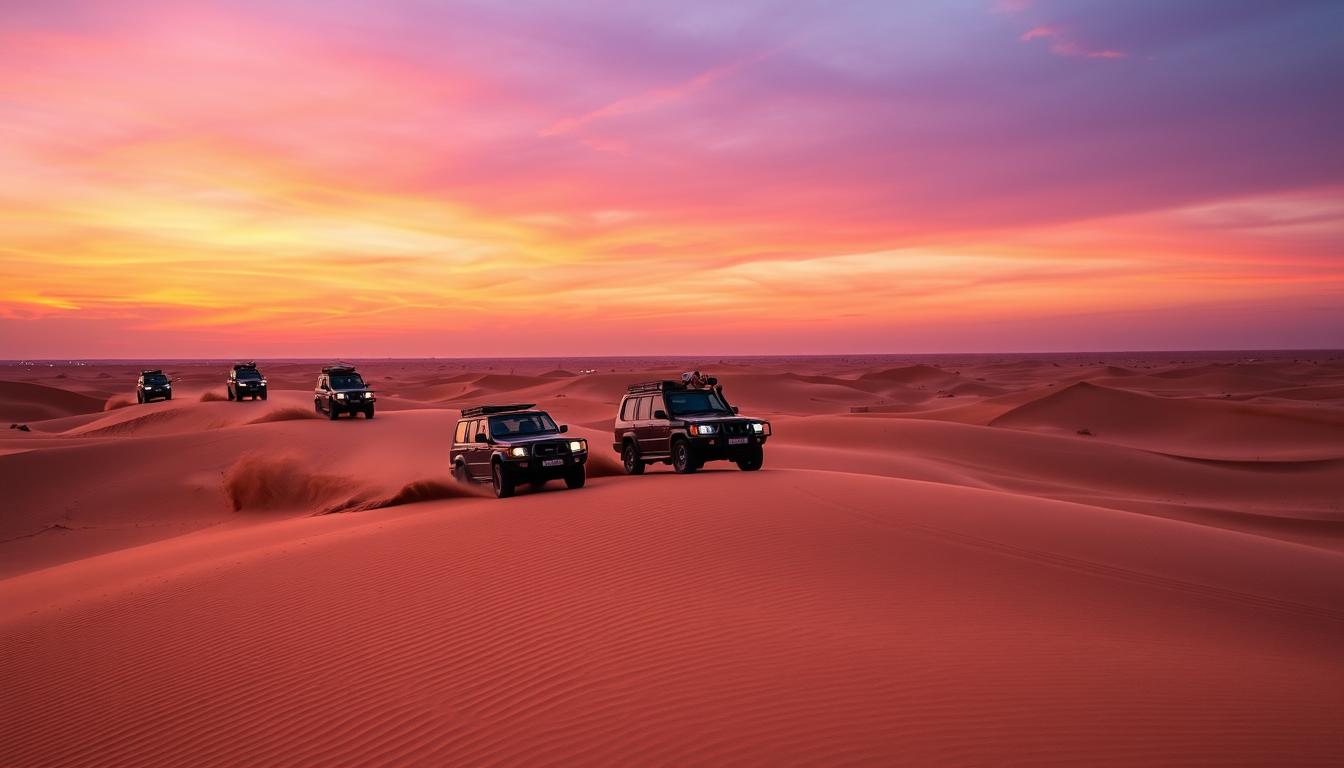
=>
[2,352,1342,765]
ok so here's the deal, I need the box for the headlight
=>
[364,392,373,399]
[335,393,346,400]
[751,422,764,433]
[691,424,718,435]
[164,383,171,388]
[569,440,586,452]
[260,379,267,385]
[510,446,528,457]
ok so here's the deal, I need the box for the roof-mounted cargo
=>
[461,404,536,418]
[141,369,163,376]
[233,361,258,371]
[322,365,359,374]
[626,377,718,394]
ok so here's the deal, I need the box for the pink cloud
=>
[1020,25,1126,59]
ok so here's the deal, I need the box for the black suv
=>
[227,362,268,401]
[613,377,770,474]
[136,369,173,403]
[313,365,376,420]
[451,404,587,498]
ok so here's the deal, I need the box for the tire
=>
[364,407,374,420]
[491,461,515,498]
[453,462,471,485]
[260,391,267,401]
[622,442,646,475]
[314,399,323,415]
[136,391,144,404]
[564,465,586,489]
[671,439,698,474]
[327,401,340,420]
[227,388,235,401]
[735,447,764,472]
[165,392,172,401]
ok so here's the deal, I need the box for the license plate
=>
[729,437,749,445]
[542,459,564,467]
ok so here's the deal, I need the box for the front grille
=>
[722,421,751,436]
[532,441,566,457]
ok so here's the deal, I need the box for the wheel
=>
[260,391,267,401]
[314,399,323,415]
[491,462,516,498]
[227,388,235,401]
[671,439,698,474]
[735,447,764,471]
[622,442,646,475]
[564,465,586,489]
[453,462,471,484]
[165,392,172,401]
[327,401,340,420]
[136,391,144,404]
[363,407,374,420]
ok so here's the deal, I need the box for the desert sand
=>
[2,352,1342,765]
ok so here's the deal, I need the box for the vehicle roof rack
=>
[322,365,359,374]
[141,369,163,376]
[461,403,536,418]
[233,361,258,370]
[627,380,678,393]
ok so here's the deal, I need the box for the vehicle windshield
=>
[666,390,731,416]
[236,370,262,380]
[143,374,169,385]
[330,374,365,389]
[489,412,559,437]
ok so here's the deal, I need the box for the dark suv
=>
[451,404,587,498]
[613,377,770,474]
[136,370,173,403]
[313,365,376,420]
[227,362,268,401]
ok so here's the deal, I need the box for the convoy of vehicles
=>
[227,362,268,401]
[135,370,172,403]
[612,376,770,474]
[132,361,766,498]
[313,365,376,419]
[451,404,588,498]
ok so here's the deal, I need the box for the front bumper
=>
[504,452,587,478]
[689,434,767,460]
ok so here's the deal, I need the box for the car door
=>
[635,396,663,455]
[466,419,492,479]
[645,393,672,454]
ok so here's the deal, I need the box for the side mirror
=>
[732,406,740,414]
[653,410,668,419]
[475,433,489,443]
[559,424,569,433]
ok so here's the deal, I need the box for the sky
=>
[2,0,1342,357]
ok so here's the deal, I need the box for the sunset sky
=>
[2,0,1342,357]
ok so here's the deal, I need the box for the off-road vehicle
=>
[313,365,376,420]
[135,370,172,403]
[613,376,770,474]
[227,362,268,401]
[451,404,587,498]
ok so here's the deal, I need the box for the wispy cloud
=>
[538,50,775,138]
[1020,25,1126,59]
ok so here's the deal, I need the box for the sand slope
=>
[2,352,1343,765]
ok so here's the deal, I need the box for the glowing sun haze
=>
[2,0,1342,357]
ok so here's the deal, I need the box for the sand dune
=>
[2,352,1343,765]
[991,381,1344,459]
[0,380,107,421]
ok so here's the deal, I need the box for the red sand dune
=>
[2,352,1343,765]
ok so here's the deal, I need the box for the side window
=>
[454,420,468,443]
[636,396,652,420]
[649,396,664,417]
[472,419,486,441]
[620,398,638,421]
